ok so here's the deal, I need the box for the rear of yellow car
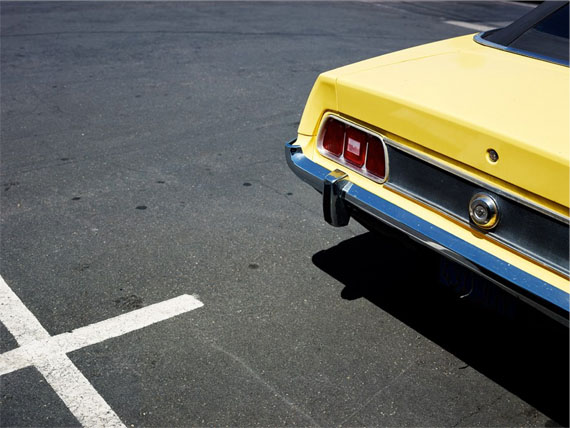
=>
[286,2,569,324]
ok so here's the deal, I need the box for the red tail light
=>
[318,116,387,183]
[321,118,345,157]
[366,135,386,179]
[344,127,367,167]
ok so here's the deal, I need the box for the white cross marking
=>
[0,275,204,427]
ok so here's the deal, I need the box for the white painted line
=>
[36,354,126,428]
[55,294,203,355]
[445,20,496,32]
[0,276,51,345]
[1,294,204,375]
[0,275,204,427]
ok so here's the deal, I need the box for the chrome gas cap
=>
[469,193,499,230]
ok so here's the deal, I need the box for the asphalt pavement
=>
[1,2,568,427]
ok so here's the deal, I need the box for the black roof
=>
[478,1,569,66]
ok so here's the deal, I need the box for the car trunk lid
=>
[334,36,569,211]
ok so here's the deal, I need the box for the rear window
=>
[478,2,569,65]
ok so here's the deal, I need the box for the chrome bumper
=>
[285,140,569,325]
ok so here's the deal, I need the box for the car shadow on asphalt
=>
[312,230,569,427]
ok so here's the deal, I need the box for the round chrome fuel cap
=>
[469,193,499,230]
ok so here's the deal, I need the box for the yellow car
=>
[286,2,569,325]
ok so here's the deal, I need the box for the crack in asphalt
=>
[201,337,321,427]
[451,393,505,427]
[338,360,416,426]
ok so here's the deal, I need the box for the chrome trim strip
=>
[285,140,328,193]
[387,176,568,277]
[321,112,568,224]
[286,141,570,325]
[316,113,389,185]
[474,32,569,67]
[381,134,569,225]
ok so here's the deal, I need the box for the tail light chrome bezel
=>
[316,113,389,184]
